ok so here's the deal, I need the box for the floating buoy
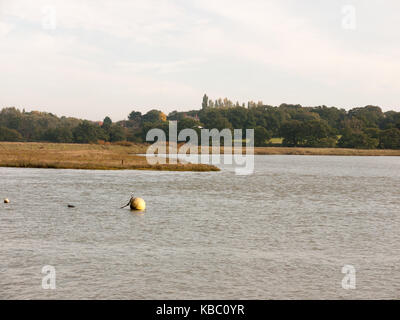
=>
[4,198,9,204]
[120,194,146,211]
[130,197,146,211]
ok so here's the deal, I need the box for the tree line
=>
[1,96,400,149]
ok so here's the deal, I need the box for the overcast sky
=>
[0,0,399,121]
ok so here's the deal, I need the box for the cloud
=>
[0,21,14,35]
[191,0,400,83]
[0,0,399,119]
[115,58,205,74]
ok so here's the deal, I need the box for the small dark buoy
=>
[67,204,75,208]
[4,198,10,204]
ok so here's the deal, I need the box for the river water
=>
[1,156,399,299]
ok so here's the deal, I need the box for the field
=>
[0,142,220,172]
[267,137,284,144]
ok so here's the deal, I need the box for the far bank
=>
[0,142,219,172]
[1,142,399,173]
[251,147,400,156]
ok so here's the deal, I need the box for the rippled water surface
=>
[1,156,400,299]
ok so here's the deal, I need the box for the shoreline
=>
[251,147,400,156]
[0,142,399,172]
[0,142,219,172]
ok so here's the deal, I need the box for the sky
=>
[0,0,399,121]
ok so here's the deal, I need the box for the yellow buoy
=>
[4,198,10,203]
[130,197,146,211]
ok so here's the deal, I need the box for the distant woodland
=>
[1,94,400,149]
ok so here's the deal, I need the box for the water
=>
[1,156,400,299]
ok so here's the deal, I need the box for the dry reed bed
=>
[0,142,219,172]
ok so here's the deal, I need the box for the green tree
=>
[280,120,305,146]
[199,109,232,131]
[348,106,383,128]
[167,111,181,121]
[73,121,102,143]
[379,128,400,149]
[0,126,23,141]
[100,116,113,141]
[311,105,346,130]
[102,116,112,130]
[302,120,335,147]
[128,111,142,122]
[202,94,209,109]
[42,127,73,142]
[109,125,126,142]
[142,110,166,123]
[254,126,271,146]
[226,107,248,129]
[363,127,380,139]
[338,129,379,149]
[177,118,202,131]
[141,121,169,141]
